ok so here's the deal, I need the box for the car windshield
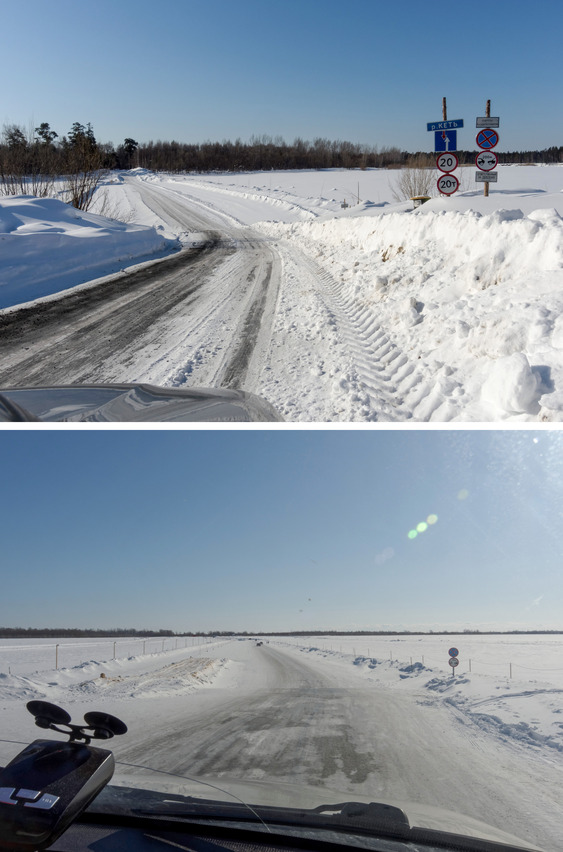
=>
[0,429,561,851]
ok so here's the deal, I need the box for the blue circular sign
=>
[476,128,499,150]
[448,647,459,657]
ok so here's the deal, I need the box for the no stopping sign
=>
[437,174,459,195]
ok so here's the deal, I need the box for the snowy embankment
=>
[0,638,231,746]
[257,195,563,420]
[0,194,179,310]
[274,635,563,760]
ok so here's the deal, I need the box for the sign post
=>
[448,647,459,677]
[475,100,500,197]
[427,98,463,196]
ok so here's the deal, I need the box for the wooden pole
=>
[484,99,491,197]
[442,97,447,121]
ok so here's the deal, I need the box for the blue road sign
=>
[476,128,499,150]
[434,130,457,152]
[427,119,464,131]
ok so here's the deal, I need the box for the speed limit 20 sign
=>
[437,174,459,196]
[436,152,458,173]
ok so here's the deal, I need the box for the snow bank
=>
[0,196,179,310]
[258,202,563,419]
[0,648,227,716]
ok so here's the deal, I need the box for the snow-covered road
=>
[109,641,562,849]
[1,639,554,848]
[3,636,563,847]
[0,182,281,392]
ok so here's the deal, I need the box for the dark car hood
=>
[98,774,541,850]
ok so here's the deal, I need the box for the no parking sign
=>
[476,128,499,150]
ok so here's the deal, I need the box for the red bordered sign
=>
[436,152,458,173]
[437,174,459,195]
[476,151,498,171]
[476,128,499,149]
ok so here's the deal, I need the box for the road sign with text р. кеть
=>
[427,119,464,131]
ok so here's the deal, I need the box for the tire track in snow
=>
[284,247,456,421]
[130,180,282,395]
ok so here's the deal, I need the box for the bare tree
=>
[391,154,436,202]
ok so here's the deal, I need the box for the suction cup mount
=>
[27,701,127,744]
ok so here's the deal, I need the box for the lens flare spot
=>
[458,489,469,501]
[427,514,438,525]
[407,530,417,540]
[416,522,428,533]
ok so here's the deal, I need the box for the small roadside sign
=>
[427,119,464,131]
[436,152,458,173]
[475,171,498,182]
[476,128,499,149]
[476,151,498,171]
[435,130,457,152]
[476,116,499,127]
[448,647,459,658]
[437,174,459,195]
[449,657,459,668]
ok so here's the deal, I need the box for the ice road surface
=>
[2,634,563,850]
[2,165,563,421]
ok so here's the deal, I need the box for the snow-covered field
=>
[1,165,563,421]
[2,633,563,759]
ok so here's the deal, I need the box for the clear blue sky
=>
[1,429,561,633]
[1,0,560,152]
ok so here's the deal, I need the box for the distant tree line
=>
[133,137,406,171]
[1,627,560,638]
[116,138,563,172]
[0,627,174,639]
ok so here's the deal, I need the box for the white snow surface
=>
[1,635,562,848]
[0,191,179,309]
[2,165,563,420]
